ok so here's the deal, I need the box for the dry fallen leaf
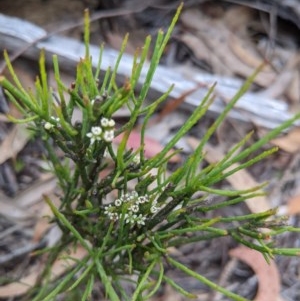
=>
[0,193,34,222]
[0,124,31,164]
[257,53,300,100]
[114,130,181,163]
[14,173,56,208]
[229,246,283,301]
[278,194,300,216]
[105,32,141,56]
[287,70,300,109]
[271,128,300,153]
[223,5,255,34]
[286,194,300,215]
[0,174,56,223]
[32,192,61,243]
[0,266,39,298]
[228,34,267,69]
[0,244,88,297]
[187,137,271,213]
[154,82,204,124]
[178,32,212,65]
[180,9,275,87]
[150,284,185,301]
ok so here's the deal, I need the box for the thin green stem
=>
[167,256,250,301]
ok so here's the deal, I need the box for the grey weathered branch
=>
[0,13,297,129]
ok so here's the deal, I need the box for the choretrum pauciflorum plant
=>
[0,5,299,301]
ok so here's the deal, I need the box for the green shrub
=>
[1,5,299,301]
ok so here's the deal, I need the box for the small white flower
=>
[125,213,137,224]
[115,199,122,207]
[133,154,140,164]
[87,126,102,144]
[101,117,115,128]
[109,212,119,221]
[103,130,114,142]
[92,127,102,135]
[104,204,113,215]
[136,214,146,226]
[101,117,109,127]
[129,204,139,213]
[51,116,60,122]
[44,122,54,130]
[137,196,149,204]
[150,205,159,214]
[44,116,60,130]
[104,205,119,221]
[107,119,115,127]
[130,191,138,199]
[129,195,135,201]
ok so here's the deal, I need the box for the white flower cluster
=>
[86,117,115,144]
[104,191,160,226]
[44,116,60,130]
